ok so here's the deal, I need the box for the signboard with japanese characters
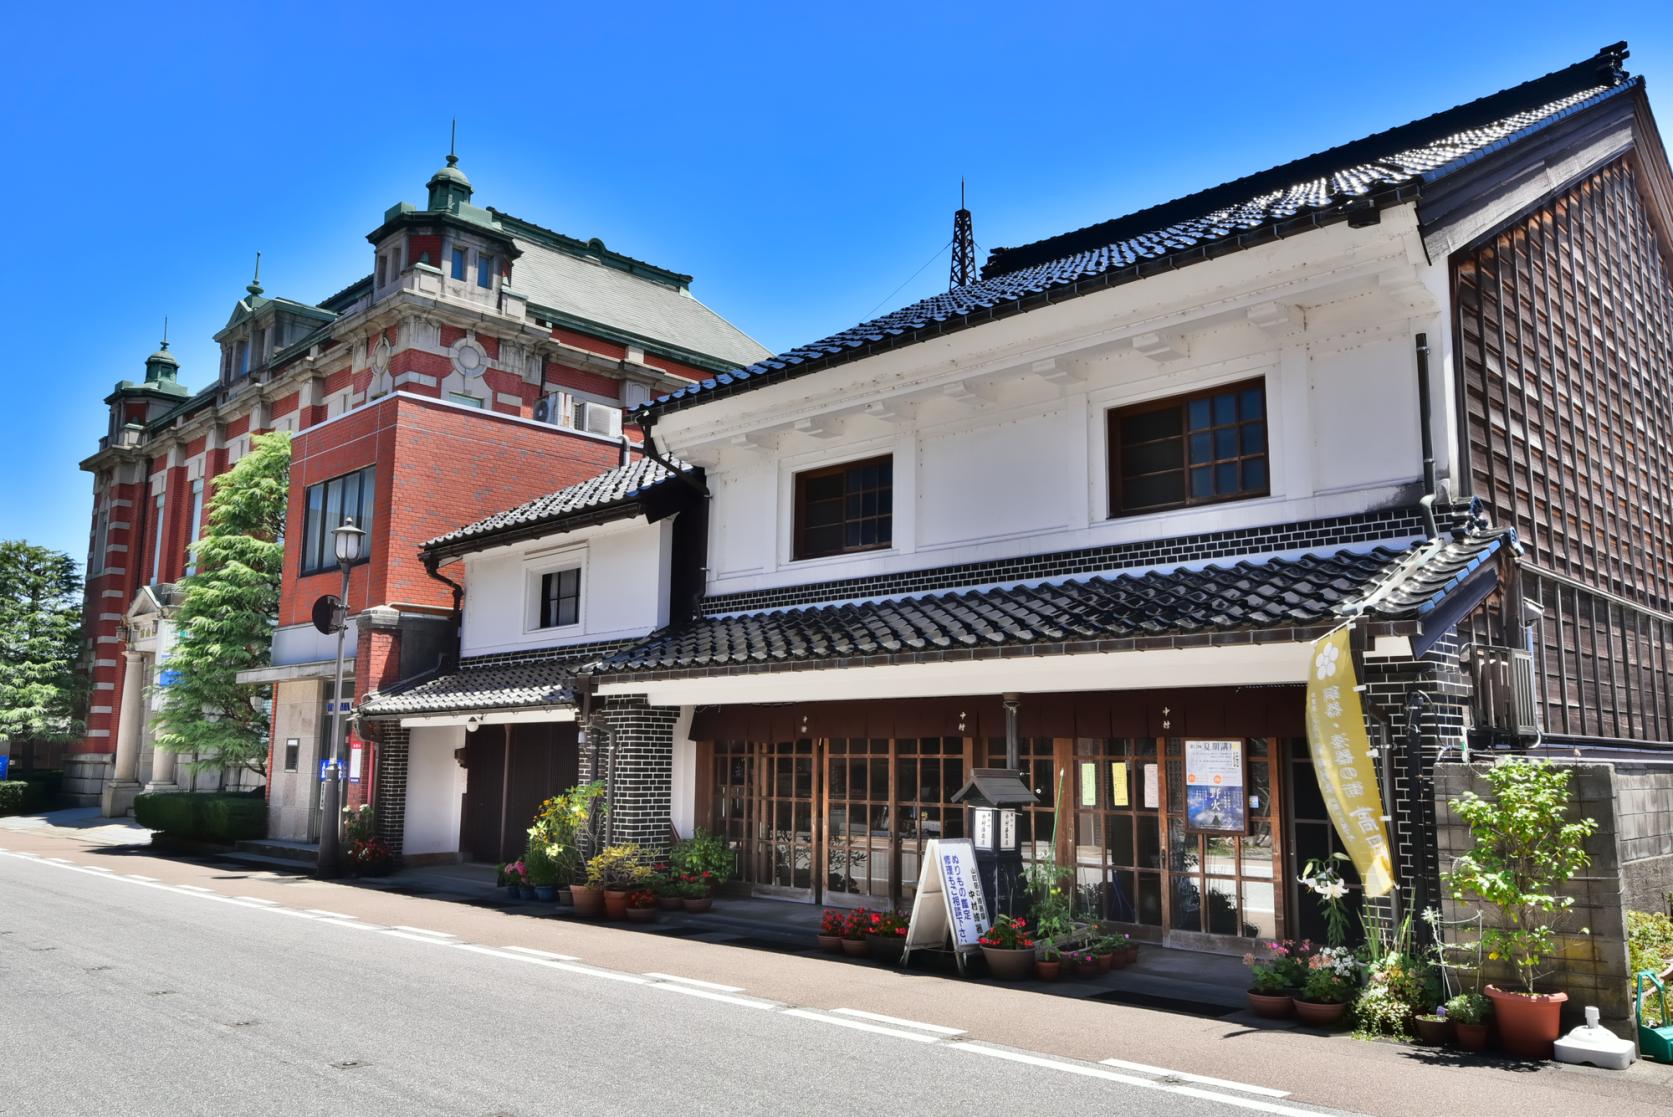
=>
[1184,739,1246,834]
[902,838,992,974]
[1305,627,1395,896]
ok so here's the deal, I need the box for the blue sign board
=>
[0,755,9,780]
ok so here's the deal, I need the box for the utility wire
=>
[863,238,952,320]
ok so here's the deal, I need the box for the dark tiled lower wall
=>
[373,724,410,858]
[581,696,678,859]
[702,504,1474,615]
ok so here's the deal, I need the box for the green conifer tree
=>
[0,541,84,745]
[152,432,290,777]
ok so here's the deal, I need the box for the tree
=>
[0,541,84,745]
[152,432,290,778]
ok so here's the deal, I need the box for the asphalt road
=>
[2,821,1670,1117]
[0,847,1341,1117]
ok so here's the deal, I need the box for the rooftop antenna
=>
[448,118,458,167]
[247,251,264,299]
[951,178,976,290]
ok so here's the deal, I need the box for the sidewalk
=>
[0,806,151,848]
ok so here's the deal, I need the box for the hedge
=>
[0,781,39,816]
[134,792,266,844]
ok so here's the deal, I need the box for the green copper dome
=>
[144,338,179,383]
[426,153,473,212]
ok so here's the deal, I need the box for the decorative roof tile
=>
[359,643,629,718]
[423,456,690,554]
[642,47,1632,419]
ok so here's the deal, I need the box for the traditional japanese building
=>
[75,150,768,829]
[366,45,1673,1017]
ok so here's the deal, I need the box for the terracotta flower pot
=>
[1486,985,1567,1060]
[1293,999,1350,1028]
[816,934,843,953]
[683,895,713,914]
[602,889,630,920]
[868,934,906,965]
[1035,960,1061,981]
[570,885,604,918]
[657,895,683,911]
[1452,1021,1490,1051]
[841,937,869,957]
[626,906,656,923]
[1414,1016,1450,1046]
[1121,945,1139,965]
[1246,991,1295,1019]
[980,945,1035,981]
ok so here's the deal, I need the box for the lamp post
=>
[316,516,365,878]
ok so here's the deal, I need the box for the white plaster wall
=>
[403,726,467,857]
[669,706,696,839]
[458,517,673,657]
[268,678,324,841]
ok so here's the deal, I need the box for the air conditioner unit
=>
[533,392,576,429]
[1463,644,1542,738]
[582,401,623,438]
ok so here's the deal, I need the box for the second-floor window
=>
[1108,379,1269,517]
[300,465,376,575]
[794,454,893,561]
[451,245,466,280]
[477,255,494,289]
[184,478,205,577]
[537,567,581,629]
[149,491,165,584]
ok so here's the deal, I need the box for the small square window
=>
[538,568,580,629]
[477,255,494,289]
[451,245,466,280]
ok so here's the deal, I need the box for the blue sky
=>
[3,2,1669,562]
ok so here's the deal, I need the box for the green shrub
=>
[0,781,39,815]
[21,771,63,808]
[134,792,264,843]
[1629,910,1673,1027]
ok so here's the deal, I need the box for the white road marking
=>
[957,1045,1326,1117]
[650,984,776,1010]
[176,884,212,892]
[306,909,355,919]
[1100,1058,1290,1098]
[392,925,454,938]
[382,929,458,945]
[317,919,382,933]
[46,857,73,864]
[126,874,159,882]
[503,946,578,961]
[831,1008,964,1035]
[235,896,277,905]
[643,972,743,992]
[781,1008,943,1043]
[82,866,114,873]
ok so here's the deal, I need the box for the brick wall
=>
[585,696,677,858]
[1433,762,1632,1028]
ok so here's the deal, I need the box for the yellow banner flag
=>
[1304,628,1395,897]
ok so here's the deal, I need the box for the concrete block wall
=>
[1617,767,1673,916]
[1432,761,1632,1028]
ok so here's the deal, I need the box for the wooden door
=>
[460,726,507,862]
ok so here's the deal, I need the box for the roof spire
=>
[950,177,976,290]
[161,316,169,350]
[144,316,181,384]
[427,123,473,212]
[247,251,264,299]
[449,117,458,166]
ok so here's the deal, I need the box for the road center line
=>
[643,972,743,992]
[781,1009,943,1043]
[1100,1058,1290,1098]
[831,1008,964,1035]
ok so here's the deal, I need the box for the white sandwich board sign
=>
[901,838,992,974]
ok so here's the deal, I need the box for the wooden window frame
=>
[792,453,893,562]
[1107,378,1270,518]
[537,567,581,630]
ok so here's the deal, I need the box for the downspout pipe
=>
[635,411,707,498]
[1402,687,1434,940]
[421,551,464,669]
[1414,333,1439,540]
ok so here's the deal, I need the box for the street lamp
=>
[316,516,365,878]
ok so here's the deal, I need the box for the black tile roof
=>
[641,45,1633,421]
[423,455,691,556]
[585,534,1505,678]
[360,644,628,718]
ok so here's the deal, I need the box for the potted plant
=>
[1413,1006,1451,1046]
[532,781,606,916]
[496,862,520,899]
[653,869,684,911]
[625,888,657,923]
[1445,992,1492,1051]
[679,874,714,913]
[1036,939,1062,981]
[1446,759,1598,1059]
[840,909,871,957]
[866,910,909,964]
[670,829,734,891]
[1093,935,1120,972]
[587,844,652,920]
[1293,946,1358,1028]
[817,909,846,953]
[979,915,1036,981]
[525,841,560,902]
[1243,939,1307,1018]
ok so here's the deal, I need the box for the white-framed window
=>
[525,552,586,633]
[184,478,205,576]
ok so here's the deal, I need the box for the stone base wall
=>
[1433,761,1632,1028]
[62,753,112,806]
[1617,767,1673,916]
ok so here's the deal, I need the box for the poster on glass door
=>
[1184,739,1246,834]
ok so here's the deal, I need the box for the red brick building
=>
[76,152,768,831]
